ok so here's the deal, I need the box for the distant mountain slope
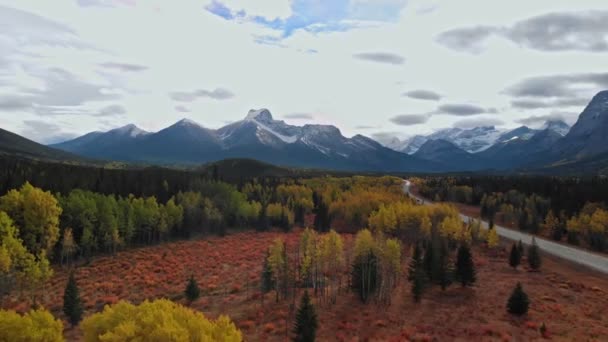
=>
[0,127,87,162]
[479,128,563,169]
[54,109,440,172]
[413,139,488,171]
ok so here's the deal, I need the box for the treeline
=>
[417,175,608,216]
[418,176,608,252]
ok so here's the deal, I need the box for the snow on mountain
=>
[110,124,149,138]
[542,120,570,136]
[399,126,502,154]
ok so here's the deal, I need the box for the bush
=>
[0,308,64,342]
[81,299,242,342]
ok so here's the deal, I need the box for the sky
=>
[1,0,608,144]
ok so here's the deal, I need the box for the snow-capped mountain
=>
[398,126,503,154]
[52,109,438,172]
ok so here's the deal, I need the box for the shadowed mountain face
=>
[413,139,488,171]
[0,127,87,162]
[52,109,439,172]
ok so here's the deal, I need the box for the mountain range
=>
[51,109,441,172]
[1,90,608,175]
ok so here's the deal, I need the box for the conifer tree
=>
[437,240,452,290]
[527,237,541,271]
[408,243,426,302]
[63,272,83,327]
[507,282,529,316]
[455,244,476,287]
[517,240,525,257]
[185,275,200,304]
[509,243,521,269]
[293,291,318,342]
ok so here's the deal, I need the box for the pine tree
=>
[408,243,426,302]
[517,240,525,257]
[507,282,529,316]
[63,272,83,327]
[455,244,476,287]
[185,275,200,304]
[258,205,269,232]
[293,291,318,342]
[527,237,541,271]
[509,243,521,269]
[423,240,434,281]
[437,240,452,290]
[408,243,424,282]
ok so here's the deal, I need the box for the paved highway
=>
[403,180,608,275]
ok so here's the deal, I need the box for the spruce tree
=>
[408,243,426,302]
[455,244,476,287]
[437,240,452,290]
[527,237,541,271]
[185,275,200,304]
[63,272,83,327]
[293,291,318,342]
[423,240,434,281]
[507,282,529,316]
[408,243,424,282]
[517,240,525,257]
[509,243,521,269]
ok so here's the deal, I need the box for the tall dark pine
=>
[527,238,542,271]
[408,243,426,302]
[313,199,331,233]
[63,272,83,327]
[517,240,525,257]
[437,241,452,290]
[455,244,476,287]
[258,205,269,232]
[293,291,318,342]
[509,243,521,269]
[185,275,200,304]
[507,282,530,316]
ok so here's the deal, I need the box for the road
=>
[403,180,608,275]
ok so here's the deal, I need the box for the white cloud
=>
[1,0,608,143]
[213,0,292,19]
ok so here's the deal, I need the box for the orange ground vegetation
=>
[3,229,608,341]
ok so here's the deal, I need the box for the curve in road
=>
[403,180,608,275]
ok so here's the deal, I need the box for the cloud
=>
[403,89,442,101]
[353,52,405,65]
[26,68,120,109]
[206,0,407,38]
[437,11,608,53]
[454,117,505,129]
[507,11,608,52]
[77,0,136,7]
[511,97,589,109]
[21,120,77,144]
[100,62,148,72]
[0,96,33,111]
[355,125,378,129]
[175,105,191,113]
[436,26,497,53]
[169,88,235,102]
[283,113,314,119]
[390,114,430,125]
[516,113,570,126]
[504,73,608,99]
[97,104,126,116]
[437,103,487,116]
